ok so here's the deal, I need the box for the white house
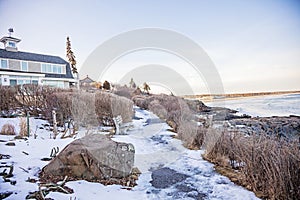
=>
[0,32,77,88]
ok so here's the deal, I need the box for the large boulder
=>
[40,134,135,182]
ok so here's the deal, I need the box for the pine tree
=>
[129,78,136,88]
[66,36,78,74]
[103,80,111,90]
[143,82,150,94]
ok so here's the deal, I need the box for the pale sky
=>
[0,0,300,94]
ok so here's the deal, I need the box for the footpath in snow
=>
[0,108,259,200]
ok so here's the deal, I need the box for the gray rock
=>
[5,142,15,146]
[150,167,189,189]
[41,134,135,181]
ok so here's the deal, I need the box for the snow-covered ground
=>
[0,108,259,200]
[206,93,300,117]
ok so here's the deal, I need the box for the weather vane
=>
[8,28,14,37]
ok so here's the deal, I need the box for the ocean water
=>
[206,93,300,117]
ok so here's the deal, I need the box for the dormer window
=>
[0,30,21,52]
[8,41,16,48]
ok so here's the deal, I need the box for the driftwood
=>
[26,176,73,200]
[0,164,15,185]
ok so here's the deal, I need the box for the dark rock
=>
[150,167,189,189]
[229,116,300,140]
[5,142,15,146]
[0,191,13,199]
[187,191,207,200]
[40,134,135,182]
[175,184,195,193]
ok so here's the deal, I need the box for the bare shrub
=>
[132,95,150,110]
[45,92,73,125]
[0,85,19,116]
[0,123,16,135]
[19,117,27,137]
[110,95,134,123]
[204,130,300,199]
[72,92,98,127]
[177,120,198,148]
[113,85,135,99]
[95,91,134,125]
[148,100,167,119]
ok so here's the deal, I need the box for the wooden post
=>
[52,110,57,139]
[27,111,30,137]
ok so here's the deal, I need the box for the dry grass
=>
[0,123,16,135]
[203,130,300,199]
[19,117,27,137]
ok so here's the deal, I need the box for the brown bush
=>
[204,130,300,199]
[110,94,134,123]
[113,85,135,99]
[45,92,74,125]
[0,85,19,116]
[177,120,198,148]
[95,91,134,125]
[148,100,168,119]
[16,84,65,116]
[72,92,98,127]
[0,123,16,135]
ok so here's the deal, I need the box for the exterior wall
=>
[0,75,9,86]
[62,64,66,74]
[28,62,41,73]
[64,81,69,88]
[8,60,20,70]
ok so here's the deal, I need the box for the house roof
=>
[0,36,21,43]
[0,48,67,64]
[0,48,74,79]
[80,75,95,84]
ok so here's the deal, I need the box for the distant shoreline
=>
[183,90,300,102]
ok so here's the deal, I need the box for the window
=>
[10,80,17,86]
[8,41,16,48]
[32,80,38,85]
[47,64,51,72]
[57,65,62,74]
[52,65,58,73]
[21,61,28,71]
[41,63,63,74]
[1,59,8,69]
[43,80,65,88]
[42,64,47,72]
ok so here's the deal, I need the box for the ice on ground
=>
[206,93,300,117]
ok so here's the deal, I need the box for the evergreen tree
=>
[66,36,78,74]
[129,78,136,88]
[143,82,151,94]
[103,80,111,90]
